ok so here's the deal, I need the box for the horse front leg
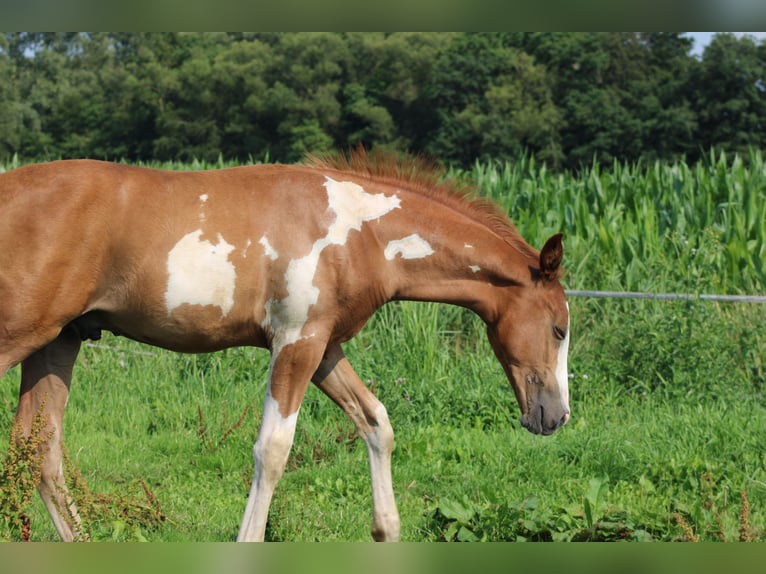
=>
[237,336,326,542]
[15,325,84,541]
[312,344,400,541]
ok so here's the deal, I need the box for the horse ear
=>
[539,233,564,281]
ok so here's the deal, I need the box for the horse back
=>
[0,160,334,353]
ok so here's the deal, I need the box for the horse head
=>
[486,234,570,435]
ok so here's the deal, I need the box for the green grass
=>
[2,152,766,541]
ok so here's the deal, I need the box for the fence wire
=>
[77,290,765,358]
[565,290,766,303]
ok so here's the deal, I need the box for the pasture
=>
[1,151,765,541]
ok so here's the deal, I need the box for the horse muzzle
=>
[521,405,570,436]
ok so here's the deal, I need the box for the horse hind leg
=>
[312,344,400,542]
[14,325,84,541]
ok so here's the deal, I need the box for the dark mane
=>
[304,148,539,260]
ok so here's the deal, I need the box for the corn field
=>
[471,149,766,295]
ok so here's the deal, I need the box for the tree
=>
[423,33,563,167]
[692,33,766,156]
[341,33,453,151]
[0,32,761,169]
[479,52,564,166]
[153,44,222,161]
[261,33,351,161]
[514,32,699,168]
[0,34,22,159]
[634,32,697,161]
[207,38,273,159]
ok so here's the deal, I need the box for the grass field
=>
[1,152,765,541]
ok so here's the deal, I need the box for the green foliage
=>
[426,35,563,167]
[693,34,766,155]
[2,32,765,168]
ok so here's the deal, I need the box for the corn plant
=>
[471,149,766,294]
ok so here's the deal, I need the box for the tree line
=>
[1,32,764,170]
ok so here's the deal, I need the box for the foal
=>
[0,151,569,541]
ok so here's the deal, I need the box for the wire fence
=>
[78,289,765,357]
[565,290,766,303]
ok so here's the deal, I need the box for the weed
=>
[0,403,168,541]
[739,488,753,542]
[669,472,763,542]
[60,449,167,541]
[671,513,699,542]
[0,401,52,541]
[197,402,254,452]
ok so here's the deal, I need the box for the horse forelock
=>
[304,148,539,262]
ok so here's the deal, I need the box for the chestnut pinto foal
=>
[0,152,570,541]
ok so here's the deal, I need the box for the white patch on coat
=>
[198,194,208,222]
[262,177,400,354]
[242,239,252,258]
[259,236,279,261]
[469,265,481,273]
[555,302,571,418]
[384,234,434,261]
[322,177,401,244]
[464,243,474,250]
[165,229,236,316]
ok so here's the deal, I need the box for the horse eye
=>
[553,326,566,341]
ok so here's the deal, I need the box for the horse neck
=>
[379,192,535,319]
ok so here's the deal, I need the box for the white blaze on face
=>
[384,234,434,260]
[555,302,571,416]
[263,177,401,354]
[165,229,236,316]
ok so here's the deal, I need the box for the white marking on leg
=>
[364,403,400,541]
[238,390,300,541]
[384,234,434,260]
[165,229,236,316]
[555,302,571,419]
[262,177,400,354]
[259,236,279,261]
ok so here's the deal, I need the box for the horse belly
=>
[93,304,267,353]
[90,249,270,353]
